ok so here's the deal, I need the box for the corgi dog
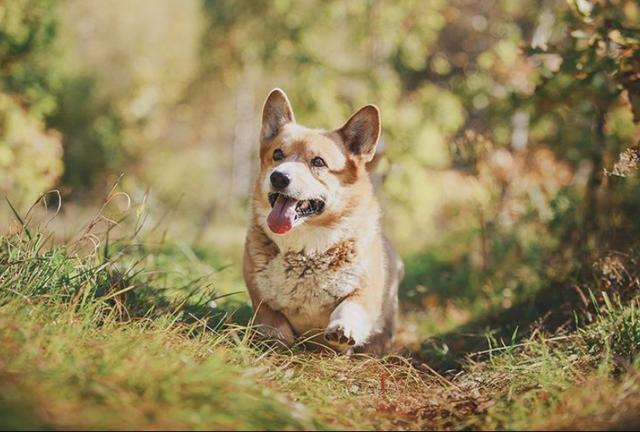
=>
[243,88,403,355]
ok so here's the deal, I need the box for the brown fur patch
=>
[327,238,357,269]
[282,238,356,278]
[331,156,361,185]
[247,224,279,270]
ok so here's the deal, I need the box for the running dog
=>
[243,88,403,354]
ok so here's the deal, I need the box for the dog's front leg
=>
[253,302,296,345]
[324,298,374,349]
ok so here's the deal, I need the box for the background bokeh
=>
[1,0,639,316]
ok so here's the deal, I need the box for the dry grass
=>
[1,205,640,430]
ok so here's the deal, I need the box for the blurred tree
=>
[0,0,60,118]
[2,0,638,309]
[198,0,638,302]
[0,93,63,209]
[0,0,63,209]
[523,0,640,253]
[195,1,554,248]
[55,0,203,199]
[47,76,124,193]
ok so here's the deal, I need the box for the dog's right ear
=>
[261,88,295,142]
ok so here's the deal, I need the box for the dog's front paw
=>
[324,317,373,348]
[324,321,357,346]
[324,301,373,349]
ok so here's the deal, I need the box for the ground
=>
[1,228,639,431]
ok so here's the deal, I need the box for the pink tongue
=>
[267,195,297,234]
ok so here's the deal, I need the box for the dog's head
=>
[254,88,380,236]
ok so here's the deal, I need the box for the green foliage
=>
[400,0,640,311]
[0,0,64,208]
[47,77,125,193]
[0,0,128,200]
[0,0,60,118]
[583,294,640,362]
[0,93,63,208]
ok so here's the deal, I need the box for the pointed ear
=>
[337,105,381,161]
[261,88,295,142]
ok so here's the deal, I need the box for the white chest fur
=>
[254,239,362,334]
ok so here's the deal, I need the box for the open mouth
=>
[266,192,325,234]
[268,193,325,218]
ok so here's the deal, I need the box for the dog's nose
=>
[270,171,290,190]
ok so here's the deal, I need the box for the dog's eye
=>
[311,156,326,168]
[273,149,284,161]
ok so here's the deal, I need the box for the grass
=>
[1,212,640,430]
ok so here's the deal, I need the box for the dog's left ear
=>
[337,105,381,162]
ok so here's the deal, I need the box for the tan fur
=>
[243,89,403,355]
